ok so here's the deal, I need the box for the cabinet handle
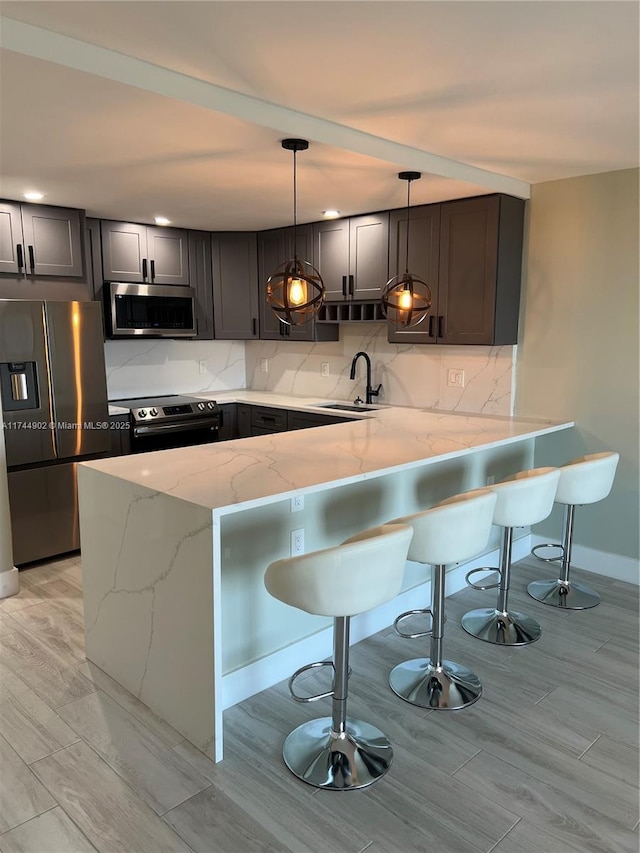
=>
[150,259,155,281]
[342,275,347,298]
[438,315,444,338]
[348,274,354,296]
[27,245,35,274]
[428,315,435,338]
[16,244,24,271]
[260,415,276,423]
[252,318,257,336]
[142,258,148,281]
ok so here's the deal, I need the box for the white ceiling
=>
[0,1,638,231]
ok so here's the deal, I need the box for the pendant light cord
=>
[405,177,411,275]
[293,148,298,262]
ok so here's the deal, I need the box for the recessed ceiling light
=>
[154,216,171,226]
[322,210,340,219]
[23,191,45,201]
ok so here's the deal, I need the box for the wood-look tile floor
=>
[0,553,638,853]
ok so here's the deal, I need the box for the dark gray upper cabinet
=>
[387,204,441,345]
[212,231,259,340]
[313,213,389,303]
[101,221,189,285]
[437,194,524,346]
[188,230,214,340]
[389,194,525,346]
[258,225,338,342]
[0,201,83,278]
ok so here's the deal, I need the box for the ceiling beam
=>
[0,17,531,199]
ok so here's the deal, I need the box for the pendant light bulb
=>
[266,139,325,326]
[381,172,432,328]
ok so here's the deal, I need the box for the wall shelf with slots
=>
[317,301,386,323]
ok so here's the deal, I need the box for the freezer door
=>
[0,299,56,465]
[46,301,110,458]
[7,463,79,565]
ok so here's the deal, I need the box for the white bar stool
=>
[264,522,413,790]
[387,488,497,710]
[461,467,560,646]
[528,451,619,609]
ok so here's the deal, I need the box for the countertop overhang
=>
[91,390,574,514]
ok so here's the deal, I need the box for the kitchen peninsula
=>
[78,394,573,762]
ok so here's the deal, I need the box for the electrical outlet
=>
[261,358,269,374]
[321,362,329,377]
[198,359,207,375]
[486,474,495,486]
[447,368,465,388]
[291,528,305,556]
[291,495,304,512]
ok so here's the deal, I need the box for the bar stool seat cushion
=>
[264,523,413,618]
[490,467,561,528]
[390,489,497,566]
[554,452,619,506]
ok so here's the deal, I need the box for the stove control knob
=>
[138,409,147,418]
[197,402,206,411]
[149,408,158,417]
[207,401,215,409]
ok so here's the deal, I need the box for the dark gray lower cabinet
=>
[212,232,259,340]
[236,404,252,438]
[217,404,237,441]
[218,403,352,440]
[286,410,350,430]
[108,414,132,456]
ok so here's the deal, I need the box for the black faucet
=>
[349,351,382,405]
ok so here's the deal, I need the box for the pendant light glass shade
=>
[267,139,325,326]
[381,172,432,328]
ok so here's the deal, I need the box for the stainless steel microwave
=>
[105,282,197,338]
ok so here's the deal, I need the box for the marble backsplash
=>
[104,339,246,400]
[245,324,515,415]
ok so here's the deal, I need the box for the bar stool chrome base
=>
[461,608,541,646]
[389,658,482,709]
[527,578,600,609]
[282,717,393,790]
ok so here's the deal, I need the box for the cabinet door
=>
[287,410,350,430]
[0,201,23,274]
[236,404,252,438]
[349,213,389,300]
[101,221,147,282]
[258,225,319,342]
[188,231,213,340]
[258,227,289,340]
[313,219,350,302]
[20,205,83,277]
[438,196,500,345]
[212,232,259,340]
[146,227,189,285]
[387,205,440,345]
[217,404,237,441]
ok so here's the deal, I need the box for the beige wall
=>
[516,168,639,560]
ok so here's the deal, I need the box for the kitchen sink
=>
[318,403,379,413]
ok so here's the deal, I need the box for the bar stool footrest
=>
[282,716,393,789]
[531,542,565,563]
[288,661,337,703]
[465,567,501,591]
[393,608,435,639]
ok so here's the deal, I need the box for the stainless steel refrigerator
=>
[0,300,110,565]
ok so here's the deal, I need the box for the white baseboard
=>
[530,535,639,586]
[0,567,19,600]
[221,535,532,710]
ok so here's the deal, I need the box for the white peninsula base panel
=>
[79,401,573,761]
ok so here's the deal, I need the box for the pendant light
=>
[266,139,325,325]
[381,171,432,328]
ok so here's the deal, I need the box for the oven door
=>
[131,417,220,453]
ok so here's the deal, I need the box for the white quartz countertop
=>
[88,390,573,514]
